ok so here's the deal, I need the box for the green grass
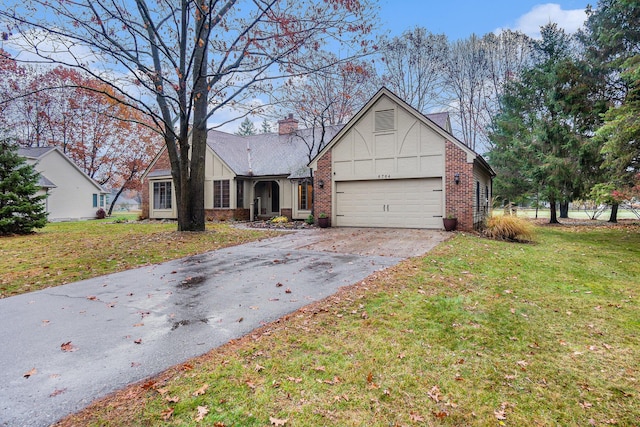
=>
[55,224,640,426]
[0,219,278,298]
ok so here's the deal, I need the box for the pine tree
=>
[235,117,257,136]
[0,138,48,234]
[261,118,272,134]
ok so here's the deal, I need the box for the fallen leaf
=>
[161,407,174,421]
[269,417,288,426]
[285,288,292,294]
[434,410,449,419]
[287,377,302,383]
[409,412,425,422]
[494,409,506,420]
[398,352,406,359]
[313,366,326,372]
[133,323,144,327]
[427,385,441,403]
[86,295,97,301]
[276,282,283,287]
[192,383,209,396]
[23,368,37,378]
[60,341,77,352]
[195,405,209,422]
[165,396,180,403]
[134,338,142,344]
[49,388,67,397]
[366,372,373,383]
[580,401,593,409]
[156,387,169,395]
[255,364,265,372]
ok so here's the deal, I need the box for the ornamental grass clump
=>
[270,216,289,224]
[484,215,535,242]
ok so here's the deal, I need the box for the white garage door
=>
[335,178,443,228]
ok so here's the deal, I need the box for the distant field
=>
[496,207,640,221]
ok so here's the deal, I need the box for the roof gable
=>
[19,146,107,193]
[309,87,494,176]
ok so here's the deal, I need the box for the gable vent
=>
[375,109,395,132]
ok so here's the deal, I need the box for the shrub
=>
[305,214,314,225]
[96,208,106,219]
[270,215,289,224]
[484,215,535,242]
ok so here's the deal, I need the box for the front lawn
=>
[55,224,640,426]
[0,220,278,298]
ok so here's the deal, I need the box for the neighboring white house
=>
[18,147,109,221]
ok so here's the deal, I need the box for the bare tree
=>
[1,0,376,230]
[443,34,491,152]
[379,27,448,114]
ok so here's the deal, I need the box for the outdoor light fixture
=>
[318,179,325,188]
[454,173,460,185]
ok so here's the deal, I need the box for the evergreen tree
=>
[235,117,257,136]
[488,24,607,223]
[0,137,48,234]
[260,118,272,134]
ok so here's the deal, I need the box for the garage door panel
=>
[335,179,443,229]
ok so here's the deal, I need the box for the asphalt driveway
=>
[0,227,448,427]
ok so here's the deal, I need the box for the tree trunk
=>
[549,199,559,224]
[559,200,569,218]
[176,1,209,232]
[608,203,618,223]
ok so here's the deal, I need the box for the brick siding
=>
[204,208,249,221]
[445,140,474,232]
[313,150,332,226]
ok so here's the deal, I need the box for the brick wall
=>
[313,150,332,226]
[204,208,249,221]
[445,140,474,232]
[280,208,292,220]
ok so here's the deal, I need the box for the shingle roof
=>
[38,174,57,188]
[425,112,450,130]
[17,146,56,159]
[207,125,343,178]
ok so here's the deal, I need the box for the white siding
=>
[27,150,105,221]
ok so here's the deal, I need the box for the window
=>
[485,185,489,205]
[92,193,98,208]
[214,180,230,208]
[236,180,244,208]
[298,181,313,210]
[153,181,172,209]
[476,181,481,211]
[100,194,105,207]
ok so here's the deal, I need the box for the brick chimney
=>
[278,113,298,135]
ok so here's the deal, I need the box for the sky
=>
[377,1,591,40]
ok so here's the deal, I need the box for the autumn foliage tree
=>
[0,61,164,212]
[2,0,377,231]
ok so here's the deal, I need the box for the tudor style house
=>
[19,147,109,221]
[142,88,494,231]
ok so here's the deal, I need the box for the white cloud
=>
[503,3,587,39]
